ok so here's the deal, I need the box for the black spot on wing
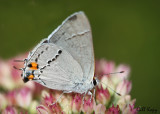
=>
[46,47,48,50]
[58,50,62,54]
[48,60,52,64]
[40,66,46,70]
[28,64,32,67]
[35,49,46,62]
[43,40,48,43]
[39,49,63,73]
[35,58,38,62]
[52,58,55,61]
[68,15,77,21]
[41,51,44,54]
[62,32,65,35]
[55,55,59,59]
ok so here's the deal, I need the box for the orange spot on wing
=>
[28,75,34,80]
[30,62,38,70]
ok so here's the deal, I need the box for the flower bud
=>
[82,97,95,113]
[16,87,32,108]
[96,86,110,105]
[94,104,106,114]
[106,104,120,114]
[71,94,82,113]
[2,106,17,114]
[116,80,132,96]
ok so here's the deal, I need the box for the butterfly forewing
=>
[48,12,95,83]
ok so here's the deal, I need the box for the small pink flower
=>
[94,104,106,114]
[95,60,115,77]
[16,87,32,108]
[110,64,130,86]
[102,61,115,76]
[32,82,45,97]
[82,97,95,113]
[9,60,22,82]
[41,92,63,113]
[0,54,136,114]
[37,105,49,114]
[2,106,17,114]
[96,85,110,105]
[129,104,138,114]
[117,95,136,111]
[59,94,72,113]
[115,64,130,80]
[116,80,132,96]
[0,61,15,90]
[0,93,7,109]
[11,68,21,82]
[43,93,55,106]
[50,103,63,114]
[123,104,138,114]
[7,91,16,105]
[19,111,28,114]
[107,104,120,114]
[71,94,82,112]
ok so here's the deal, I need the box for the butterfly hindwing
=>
[26,43,83,91]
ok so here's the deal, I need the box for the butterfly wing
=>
[48,11,94,82]
[26,43,83,91]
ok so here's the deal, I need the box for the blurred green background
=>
[0,0,159,113]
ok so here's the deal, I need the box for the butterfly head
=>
[13,59,37,83]
[22,70,35,83]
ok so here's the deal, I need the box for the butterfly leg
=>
[87,91,92,102]
[49,91,72,106]
[93,88,95,98]
[82,92,87,104]
[33,77,46,85]
[52,92,64,105]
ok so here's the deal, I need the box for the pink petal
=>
[95,60,115,77]
[40,92,63,113]
[94,104,106,114]
[116,80,132,96]
[36,105,49,114]
[115,64,130,80]
[7,91,16,105]
[107,104,120,114]
[96,86,110,105]
[71,94,82,112]
[16,87,32,108]
[2,106,17,114]
[129,104,138,114]
[82,97,95,113]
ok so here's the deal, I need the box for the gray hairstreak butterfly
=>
[14,11,121,105]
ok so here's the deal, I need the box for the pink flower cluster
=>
[0,54,137,114]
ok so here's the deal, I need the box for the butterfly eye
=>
[93,78,97,86]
